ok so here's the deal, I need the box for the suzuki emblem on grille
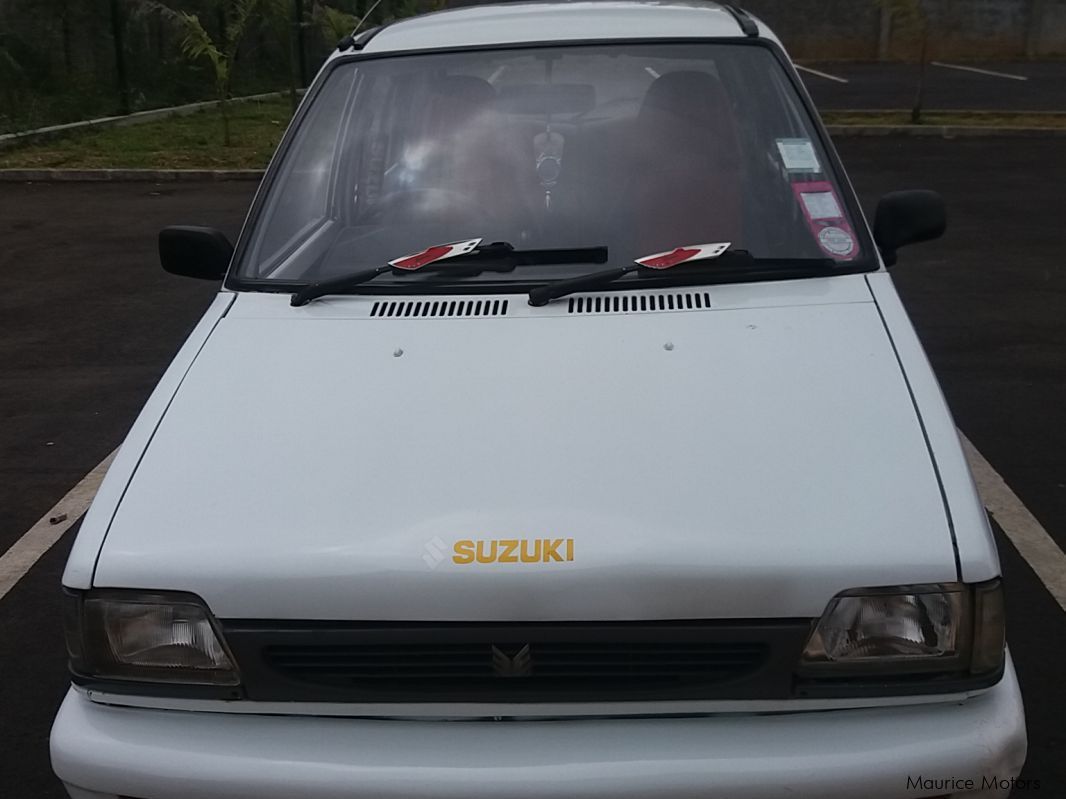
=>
[491,644,533,677]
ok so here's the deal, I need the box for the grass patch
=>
[0,97,295,169]
[822,110,1066,129]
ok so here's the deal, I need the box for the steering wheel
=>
[372,188,494,224]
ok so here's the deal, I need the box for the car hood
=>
[95,277,957,620]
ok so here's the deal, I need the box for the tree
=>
[878,0,931,124]
[152,0,265,145]
[0,41,23,127]
[260,0,311,112]
[110,0,132,114]
[0,42,21,82]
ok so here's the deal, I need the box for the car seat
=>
[627,70,743,256]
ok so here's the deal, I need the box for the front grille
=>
[265,640,767,689]
[223,621,811,703]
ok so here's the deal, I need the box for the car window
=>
[238,43,870,286]
[246,71,357,275]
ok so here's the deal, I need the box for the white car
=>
[51,2,1026,798]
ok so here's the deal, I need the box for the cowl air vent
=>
[568,290,712,315]
[370,298,509,318]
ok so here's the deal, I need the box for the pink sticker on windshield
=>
[389,238,482,270]
[791,181,857,261]
[636,242,731,269]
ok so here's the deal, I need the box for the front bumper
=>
[52,657,1026,799]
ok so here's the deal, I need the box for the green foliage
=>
[176,11,228,85]
[314,0,445,40]
[314,4,359,43]
[381,0,445,23]
[162,0,264,84]
[149,0,267,144]
[381,0,441,23]
[0,0,440,134]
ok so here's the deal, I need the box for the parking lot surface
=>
[800,60,1066,111]
[1,134,1065,796]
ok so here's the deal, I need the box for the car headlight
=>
[64,590,240,686]
[798,580,1004,678]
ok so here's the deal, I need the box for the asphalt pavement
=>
[799,60,1066,111]
[1,134,1065,796]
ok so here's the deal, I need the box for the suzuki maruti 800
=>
[52,3,1027,798]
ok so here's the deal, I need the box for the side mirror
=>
[873,190,946,266]
[159,226,234,280]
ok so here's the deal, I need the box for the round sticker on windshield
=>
[817,226,856,258]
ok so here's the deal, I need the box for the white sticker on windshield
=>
[776,138,821,172]
[800,191,843,220]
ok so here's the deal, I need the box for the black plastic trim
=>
[70,673,245,701]
[794,659,1006,699]
[338,24,388,52]
[222,619,811,703]
[723,4,759,37]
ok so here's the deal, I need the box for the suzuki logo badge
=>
[490,644,533,678]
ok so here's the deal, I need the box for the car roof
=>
[337,1,781,57]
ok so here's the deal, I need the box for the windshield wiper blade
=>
[527,245,835,307]
[291,240,608,307]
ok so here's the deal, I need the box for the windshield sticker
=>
[636,242,731,269]
[817,226,856,257]
[799,191,843,220]
[790,181,858,261]
[388,238,482,270]
[776,138,821,173]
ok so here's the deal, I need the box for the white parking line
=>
[645,66,661,79]
[487,65,508,84]
[931,62,1028,81]
[961,433,1066,613]
[0,449,117,603]
[793,64,849,84]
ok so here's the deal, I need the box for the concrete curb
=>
[0,91,294,152]
[0,169,265,182]
[822,108,1066,117]
[826,124,1066,137]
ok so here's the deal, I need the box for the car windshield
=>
[236,42,871,289]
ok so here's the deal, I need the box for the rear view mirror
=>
[496,84,596,115]
[159,226,234,280]
[873,191,946,266]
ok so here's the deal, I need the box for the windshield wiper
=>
[527,246,836,307]
[291,240,608,307]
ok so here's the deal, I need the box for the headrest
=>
[638,70,732,128]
